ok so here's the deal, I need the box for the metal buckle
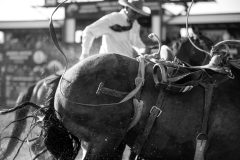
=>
[150,106,162,117]
[196,133,208,141]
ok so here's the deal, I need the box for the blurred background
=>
[0,0,239,106]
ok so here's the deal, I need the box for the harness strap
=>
[194,83,214,160]
[131,89,165,159]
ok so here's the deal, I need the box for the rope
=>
[211,40,240,56]
[186,0,211,56]
[49,0,69,72]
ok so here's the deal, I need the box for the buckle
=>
[196,133,208,141]
[150,106,162,117]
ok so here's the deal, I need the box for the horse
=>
[0,35,214,160]
[35,52,240,160]
[0,74,61,160]
[31,51,240,160]
[38,50,240,160]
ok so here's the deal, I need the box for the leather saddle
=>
[151,55,231,93]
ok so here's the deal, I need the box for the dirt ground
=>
[0,112,130,160]
[0,112,41,160]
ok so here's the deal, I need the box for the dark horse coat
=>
[45,53,240,160]
[0,37,214,160]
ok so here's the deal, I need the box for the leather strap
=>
[131,89,165,159]
[128,99,144,131]
[96,82,128,98]
[194,83,214,160]
[135,56,146,100]
[153,63,167,85]
[127,57,146,130]
[200,83,214,134]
